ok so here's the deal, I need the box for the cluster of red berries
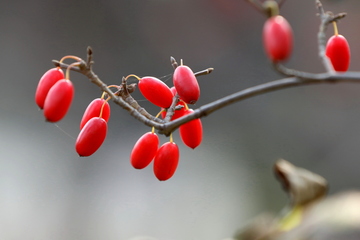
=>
[76,97,110,157]
[35,57,112,157]
[35,67,74,122]
[262,3,350,72]
[35,56,205,180]
[129,62,203,181]
[36,2,350,181]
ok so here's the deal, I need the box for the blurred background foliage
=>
[0,0,359,239]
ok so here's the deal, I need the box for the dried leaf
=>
[234,159,360,240]
[274,159,328,206]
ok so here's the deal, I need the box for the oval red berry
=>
[179,109,203,149]
[153,142,179,181]
[263,15,293,62]
[75,117,108,157]
[80,98,111,130]
[173,65,200,104]
[43,79,74,122]
[325,34,350,72]
[130,132,159,169]
[138,76,173,108]
[35,68,64,109]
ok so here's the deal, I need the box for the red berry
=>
[138,76,173,108]
[35,68,64,109]
[179,109,203,149]
[263,15,293,62]
[80,98,111,130]
[130,132,159,169]
[153,142,179,181]
[43,79,74,122]
[325,34,350,72]
[75,117,107,157]
[173,65,200,104]
[170,86,177,96]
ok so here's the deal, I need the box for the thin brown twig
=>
[158,72,360,135]
[245,0,265,14]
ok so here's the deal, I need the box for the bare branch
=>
[194,68,214,77]
[158,72,360,135]
[245,0,266,14]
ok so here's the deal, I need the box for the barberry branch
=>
[53,0,358,137]
[53,57,360,136]
[160,71,360,135]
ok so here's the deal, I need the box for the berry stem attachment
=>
[184,102,189,110]
[332,21,339,36]
[125,74,141,81]
[59,55,82,64]
[263,0,279,17]
[99,97,111,118]
[101,91,107,100]
[65,62,81,80]
[151,126,156,134]
[169,133,174,143]
[155,110,164,119]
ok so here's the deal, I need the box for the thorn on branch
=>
[170,56,178,69]
[87,46,93,56]
[194,68,214,77]
[87,46,94,69]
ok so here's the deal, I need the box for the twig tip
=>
[87,46,93,55]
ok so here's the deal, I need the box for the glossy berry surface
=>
[130,132,159,169]
[179,109,203,149]
[80,98,110,130]
[75,117,107,157]
[263,15,293,62]
[173,65,200,104]
[325,34,350,72]
[153,142,179,181]
[43,79,74,122]
[138,76,173,108]
[35,68,64,109]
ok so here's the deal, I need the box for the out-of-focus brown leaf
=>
[234,159,360,240]
[274,159,328,206]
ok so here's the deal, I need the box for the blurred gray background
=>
[0,0,359,239]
